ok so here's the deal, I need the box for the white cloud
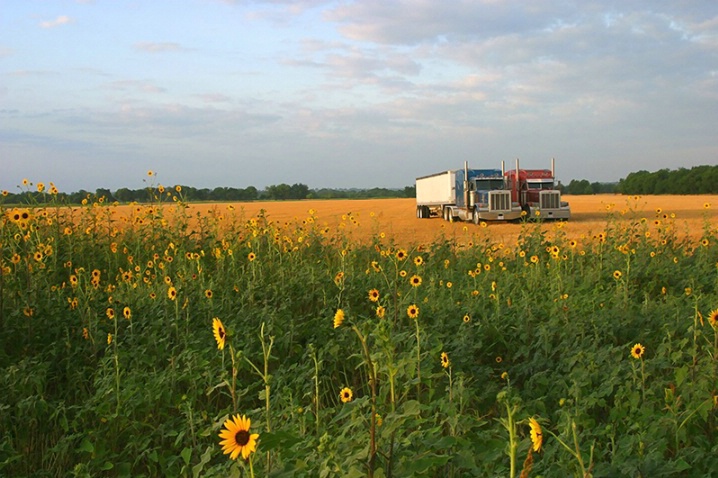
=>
[133,42,185,53]
[39,15,72,29]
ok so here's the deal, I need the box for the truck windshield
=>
[475,179,504,190]
[527,181,554,190]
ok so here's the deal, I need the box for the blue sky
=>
[2,0,717,193]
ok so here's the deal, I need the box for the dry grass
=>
[112,194,718,247]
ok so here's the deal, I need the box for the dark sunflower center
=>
[235,430,250,446]
[219,328,225,339]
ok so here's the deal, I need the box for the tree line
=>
[560,180,617,195]
[3,165,715,205]
[616,165,718,195]
[1,183,416,205]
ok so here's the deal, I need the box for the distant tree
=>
[243,186,258,201]
[114,187,134,202]
[289,183,309,200]
[95,188,115,202]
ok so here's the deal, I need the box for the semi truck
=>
[504,158,571,220]
[415,162,522,223]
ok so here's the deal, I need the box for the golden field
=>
[137,194,718,246]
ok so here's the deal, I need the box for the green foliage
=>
[563,179,618,195]
[618,165,718,195]
[1,191,718,477]
[0,180,413,205]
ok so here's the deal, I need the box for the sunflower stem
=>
[414,317,421,401]
[640,357,646,403]
[112,313,120,415]
[571,420,587,477]
[229,344,238,413]
[310,345,320,436]
[351,325,377,478]
[505,401,516,478]
[448,367,453,403]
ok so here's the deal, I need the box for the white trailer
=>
[415,170,457,219]
[415,163,522,222]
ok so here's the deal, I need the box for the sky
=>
[1,0,717,193]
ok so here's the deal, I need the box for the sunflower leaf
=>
[257,431,302,452]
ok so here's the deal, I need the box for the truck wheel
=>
[443,207,450,222]
[423,206,430,218]
[416,207,422,219]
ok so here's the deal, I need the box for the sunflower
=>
[218,414,259,460]
[248,252,256,262]
[414,256,424,266]
[395,249,407,260]
[167,286,177,300]
[123,306,131,320]
[368,289,380,302]
[630,343,645,359]
[399,270,407,278]
[339,387,353,403]
[106,308,115,320]
[333,309,345,329]
[205,289,213,299]
[410,275,422,287]
[528,417,543,452]
[463,314,471,323]
[213,317,226,350]
[407,304,419,319]
[613,270,622,280]
[440,352,450,369]
[709,309,718,328]
[376,305,386,319]
[107,333,112,345]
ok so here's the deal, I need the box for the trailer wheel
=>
[443,207,450,222]
[473,209,480,225]
[416,207,422,219]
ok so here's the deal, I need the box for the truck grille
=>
[540,191,560,210]
[489,191,511,211]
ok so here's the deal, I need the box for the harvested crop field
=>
[141,194,717,246]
